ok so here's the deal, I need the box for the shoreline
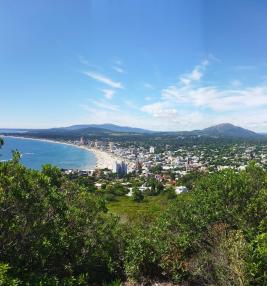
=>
[1,135,120,170]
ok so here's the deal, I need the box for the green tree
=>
[163,186,176,199]
[124,164,267,284]
[132,187,144,203]
[0,154,123,285]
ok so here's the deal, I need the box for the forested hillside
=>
[0,144,266,285]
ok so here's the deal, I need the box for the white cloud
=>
[79,58,267,132]
[140,101,211,130]
[140,100,267,131]
[83,71,123,89]
[101,89,115,99]
[156,59,267,112]
[180,68,202,85]
[81,99,267,132]
[141,101,177,118]
[112,66,125,73]
[112,58,125,73]
[139,59,267,131]
[161,84,267,111]
[179,59,209,86]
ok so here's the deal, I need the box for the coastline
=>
[87,147,120,170]
[1,135,120,170]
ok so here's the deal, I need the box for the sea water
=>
[0,136,96,170]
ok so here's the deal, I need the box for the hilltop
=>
[199,123,261,139]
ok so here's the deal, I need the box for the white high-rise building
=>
[149,146,155,154]
[113,161,128,176]
[109,142,114,151]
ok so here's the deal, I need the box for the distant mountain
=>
[200,123,262,139]
[2,123,264,140]
[29,126,112,136]
[0,128,30,134]
[3,124,154,140]
[62,124,153,133]
[41,123,264,139]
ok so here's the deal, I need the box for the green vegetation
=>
[176,170,204,190]
[123,163,267,285]
[0,144,266,285]
[0,155,123,285]
[132,187,144,203]
[108,195,170,223]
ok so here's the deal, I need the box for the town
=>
[61,136,267,200]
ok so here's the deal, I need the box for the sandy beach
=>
[87,147,121,170]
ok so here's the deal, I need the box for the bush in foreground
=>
[124,164,267,285]
[0,150,266,285]
[0,154,123,285]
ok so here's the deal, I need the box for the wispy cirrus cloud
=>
[112,66,125,73]
[112,58,125,73]
[140,58,267,130]
[140,98,267,131]
[161,83,267,111]
[142,58,267,113]
[141,101,177,118]
[101,89,115,99]
[179,59,209,86]
[80,57,267,131]
[83,71,124,89]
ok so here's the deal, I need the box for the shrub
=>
[0,157,123,284]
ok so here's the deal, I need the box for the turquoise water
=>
[0,136,96,170]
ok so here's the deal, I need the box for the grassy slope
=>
[108,195,170,223]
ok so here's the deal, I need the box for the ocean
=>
[0,136,96,170]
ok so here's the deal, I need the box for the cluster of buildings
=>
[60,138,267,198]
[65,137,267,181]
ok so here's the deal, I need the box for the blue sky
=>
[1,0,267,131]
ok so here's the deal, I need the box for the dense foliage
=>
[124,163,267,285]
[0,154,123,285]
[0,149,266,285]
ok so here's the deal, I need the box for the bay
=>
[0,136,96,170]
